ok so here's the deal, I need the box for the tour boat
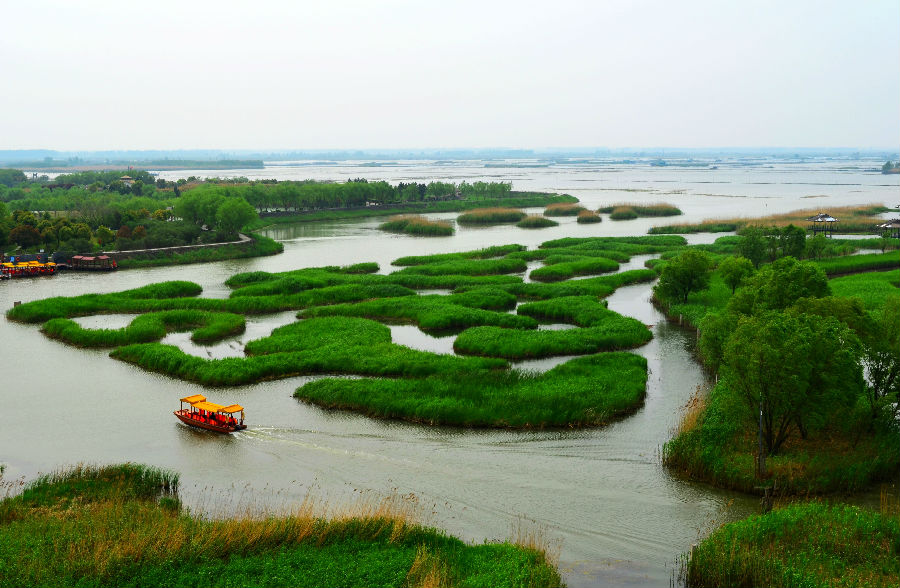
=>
[174,394,246,433]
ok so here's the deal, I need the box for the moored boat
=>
[174,394,246,433]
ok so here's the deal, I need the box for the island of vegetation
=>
[596,202,682,220]
[378,215,454,236]
[641,223,899,586]
[6,237,684,428]
[0,463,561,587]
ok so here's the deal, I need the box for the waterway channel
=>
[3,159,896,586]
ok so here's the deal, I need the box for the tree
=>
[132,225,147,239]
[718,256,754,294]
[728,257,830,315]
[883,161,895,172]
[779,224,806,259]
[95,225,116,247]
[10,224,41,247]
[655,249,712,303]
[723,312,862,455]
[862,296,900,422]
[737,226,766,268]
[116,225,132,240]
[215,198,257,236]
[806,233,828,259]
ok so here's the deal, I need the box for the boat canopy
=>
[219,404,244,414]
[193,401,224,412]
[180,394,206,404]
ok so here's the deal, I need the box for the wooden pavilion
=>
[876,219,900,239]
[806,213,838,237]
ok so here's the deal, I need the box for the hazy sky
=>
[2,0,898,150]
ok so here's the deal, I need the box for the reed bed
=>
[685,503,900,588]
[225,262,379,289]
[608,206,639,220]
[456,207,527,224]
[540,234,687,250]
[6,281,204,323]
[379,214,454,236]
[42,310,246,347]
[516,215,559,228]
[244,317,390,355]
[111,342,507,387]
[814,252,900,276]
[392,244,525,266]
[499,269,657,300]
[394,257,527,276]
[453,320,652,359]
[597,203,682,217]
[1,464,561,588]
[576,209,602,223]
[517,296,616,327]
[295,352,648,428]
[829,270,900,309]
[302,296,536,332]
[529,257,619,282]
[649,204,891,234]
[542,202,586,216]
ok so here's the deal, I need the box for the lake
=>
[3,158,896,586]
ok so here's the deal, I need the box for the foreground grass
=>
[296,352,648,428]
[0,464,561,588]
[814,252,900,276]
[685,502,900,588]
[829,270,900,310]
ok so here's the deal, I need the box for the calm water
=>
[3,161,897,586]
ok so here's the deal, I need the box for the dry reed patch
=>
[696,204,890,230]
[510,517,561,567]
[675,386,708,435]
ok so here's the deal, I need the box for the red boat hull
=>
[174,410,246,433]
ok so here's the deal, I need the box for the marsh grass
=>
[0,464,562,588]
[540,235,687,250]
[395,257,527,276]
[684,502,900,588]
[829,270,900,309]
[42,310,246,347]
[650,204,891,235]
[608,206,639,220]
[295,352,648,428]
[456,207,526,224]
[576,209,602,223]
[542,203,586,216]
[116,233,284,269]
[379,215,454,236]
[597,203,682,217]
[392,245,525,266]
[516,215,559,228]
[244,317,390,355]
[814,252,900,276]
[529,257,619,282]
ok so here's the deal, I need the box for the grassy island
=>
[543,203,586,216]
[652,240,900,495]
[516,215,559,229]
[8,237,684,429]
[0,464,561,588]
[457,208,527,224]
[378,215,454,236]
[597,203,682,219]
[683,502,900,588]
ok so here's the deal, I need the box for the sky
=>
[2,0,898,151]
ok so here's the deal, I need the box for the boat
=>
[174,394,246,433]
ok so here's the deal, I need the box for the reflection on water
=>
[3,161,894,587]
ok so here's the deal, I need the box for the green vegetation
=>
[116,233,283,269]
[456,207,527,224]
[529,257,619,282]
[378,215,454,236]
[684,502,900,588]
[657,254,900,495]
[814,252,900,276]
[608,206,638,220]
[830,269,900,309]
[392,245,526,267]
[296,352,648,428]
[244,317,390,355]
[597,203,682,217]
[543,202,586,216]
[576,209,602,223]
[42,310,245,347]
[395,257,527,276]
[654,249,712,303]
[0,463,561,588]
[516,215,559,228]
[648,221,739,234]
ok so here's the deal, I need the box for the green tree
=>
[95,225,116,247]
[0,169,26,187]
[718,256,754,294]
[737,226,766,268]
[883,161,895,172]
[215,198,257,236]
[806,233,828,259]
[723,312,862,455]
[9,224,41,248]
[655,249,712,303]
[728,257,830,315]
[862,296,900,422]
[779,224,806,259]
